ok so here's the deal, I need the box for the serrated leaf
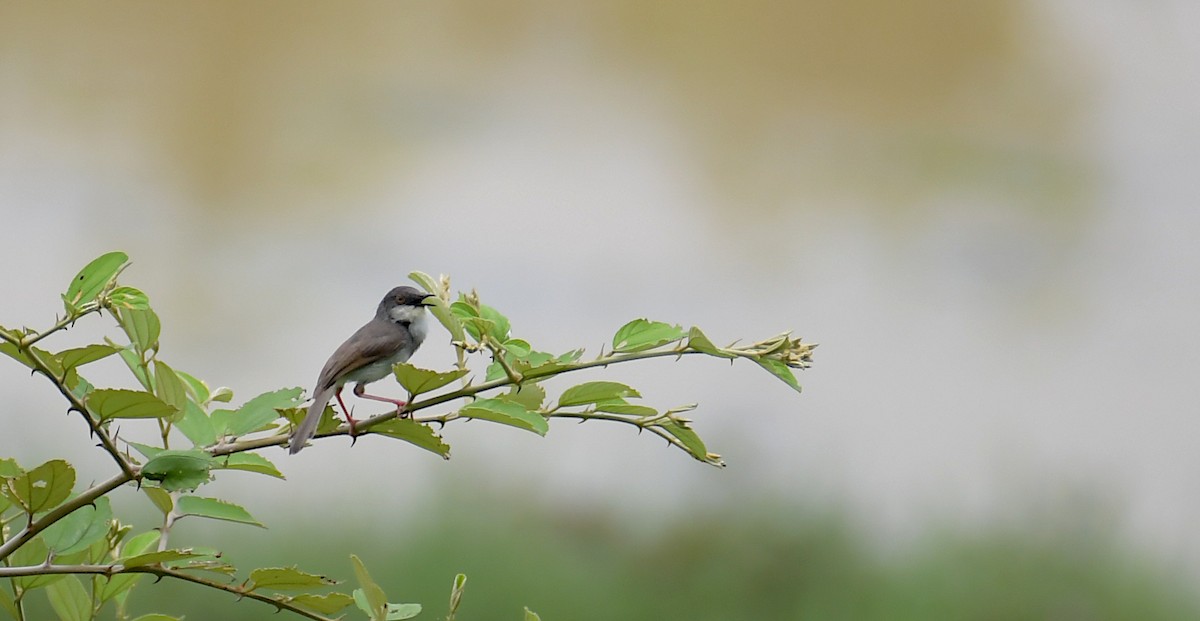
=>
[558,381,641,408]
[121,549,204,568]
[41,496,113,556]
[0,341,35,369]
[0,457,21,477]
[107,286,149,310]
[249,567,338,592]
[141,450,215,492]
[612,319,684,353]
[686,326,736,358]
[153,360,189,417]
[63,251,128,311]
[216,453,285,479]
[752,357,803,393]
[393,363,469,396]
[458,398,548,436]
[176,496,263,528]
[56,344,120,371]
[87,389,178,421]
[176,399,218,447]
[116,306,161,357]
[217,387,304,437]
[143,487,174,515]
[372,419,451,459]
[45,575,90,621]
[351,555,388,621]
[1,459,74,514]
[290,592,356,614]
[498,383,546,411]
[525,608,542,621]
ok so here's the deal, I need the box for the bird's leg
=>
[334,387,359,438]
[352,384,411,418]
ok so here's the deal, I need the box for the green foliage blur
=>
[81,488,1196,621]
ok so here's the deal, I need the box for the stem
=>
[0,564,337,621]
[16,303,102,349]
[0,472,132,562]
[213,349,704,456]
[20,347,138,479]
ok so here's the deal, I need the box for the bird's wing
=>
[314,320,412,392]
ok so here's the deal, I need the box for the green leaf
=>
[594,398,657,417]
[660,421,723,466]
[612,319,684,353]
[153,360,189,417]
[98,531,160,601]
[216,453,285,479]
[41,496,113,556]
[686,326,736,358]
[392,363,469,396]
[176,399,218,447]
[498,384,546,411]
[0,457,21,477]
[558,381,641,408]
[386,603,422,620]
[175,369,211,403]
[409,271,466,342]
[216,387,304,437]
[1,459,75,514]
[458,398,548,436]
[141,450,215,491]
[114,343,152,390]
[176,495,264,527]
[0,587,18,619]
[210,386,234,403]
[63,251,128,312]
[290,592,356,614]
[107,286,150,310]
[57,344,120,371]
[351,554,388,621]
[751,357,803,393]
[525,608,543,621]
[143,487,174,515]
[131,615,183,621]
[116,306,161,356]
[249,567,338,591]
[121,549,204,568]
[448,573,467,616]
[372,419,451,459]
[45,575,90,621]
[87,388,178,421]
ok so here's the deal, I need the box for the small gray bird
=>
[288,286,434,454]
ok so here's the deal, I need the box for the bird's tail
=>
[289,387,334,455]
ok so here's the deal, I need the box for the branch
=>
[0,472,132,562]
[0,563,336,621]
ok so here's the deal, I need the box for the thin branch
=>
[16,303,102,349]
[0,563,337,621]
[0,472,132,562]
[20,346,138,479]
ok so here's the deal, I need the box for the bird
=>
[288,286,434,454]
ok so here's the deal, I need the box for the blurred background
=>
[3,1,1200,619]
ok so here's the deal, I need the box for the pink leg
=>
[352,384,410,418]
[333,387,359,437]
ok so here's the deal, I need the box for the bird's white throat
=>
[388,304,429,345]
